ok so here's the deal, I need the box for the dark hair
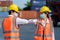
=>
[47,14,49,18]
[44,12,49,18]
[8,10,17,15]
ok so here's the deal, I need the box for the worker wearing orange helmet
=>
[3,4,29,40]
[29,6,55,40]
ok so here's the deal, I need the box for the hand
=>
[28,19,34,24]
[33,19,38,25]
[28,19,38,25]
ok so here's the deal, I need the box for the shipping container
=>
[0,1,12,7]
[18,11,39,19]
[46,0,60,26]
[0,0,12,12]
[31,0,46,11]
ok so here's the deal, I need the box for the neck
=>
[43,17,47,21]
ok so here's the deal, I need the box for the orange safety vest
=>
[34,19,52,40]
[3,16,20,40]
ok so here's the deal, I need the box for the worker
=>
[3,4,55,40]
[3,4,29,40]
[29,6,55,40]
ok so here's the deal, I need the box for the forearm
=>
[16,18,29,24]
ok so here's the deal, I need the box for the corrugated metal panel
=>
[0,1,12,7]
[18,11,39,19]
[0,0,12,1]
[0,7,8,12]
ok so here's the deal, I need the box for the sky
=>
[0,0,31,17]
[13,0,31,9]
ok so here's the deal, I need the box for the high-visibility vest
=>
[3,16,20,40]
[34,19,52,40]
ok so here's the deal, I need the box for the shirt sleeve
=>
[16,17,29,25]
[50,20,55,40]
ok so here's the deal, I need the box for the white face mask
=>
[14,13,18,17]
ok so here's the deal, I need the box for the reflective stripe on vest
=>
[35,34,52,37]
[44,34,52,37]
[35,34,43,37]
[4,36,20,38]
[4,31,19,33]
